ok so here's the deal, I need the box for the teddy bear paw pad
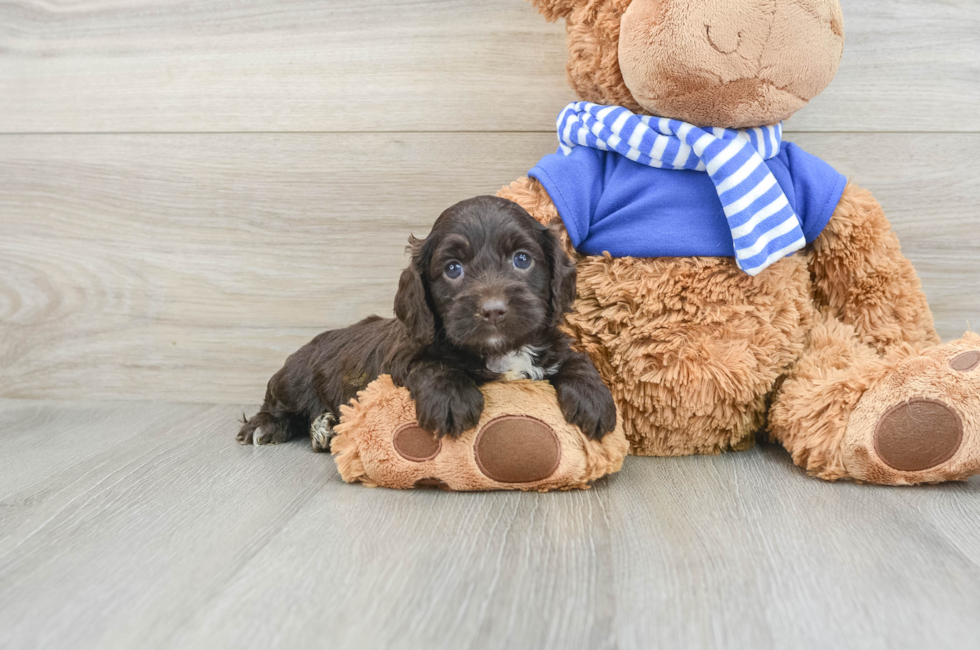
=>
[949,350,980,372]
[840,339,980,484]
[873,399,963,472]
[473,416,561,483]
[413,477,452,491]
[392,424,442,462]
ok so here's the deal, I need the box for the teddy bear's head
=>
[534,0,844,128]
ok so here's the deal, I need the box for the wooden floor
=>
[2,398,979,650]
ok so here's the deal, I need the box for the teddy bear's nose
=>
[705,22,742,55]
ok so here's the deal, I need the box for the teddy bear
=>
[487,0,980,485]
[332,0,979,490]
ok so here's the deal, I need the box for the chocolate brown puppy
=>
[237,195,616,450]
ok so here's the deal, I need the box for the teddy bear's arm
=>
[498,177,579,259]
[808,182,940,352]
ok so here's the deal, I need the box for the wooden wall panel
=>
[2,132,978,402]
[0,0,977,134]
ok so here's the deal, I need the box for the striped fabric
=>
[556,101,804,275]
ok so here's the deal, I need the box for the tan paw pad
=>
[473,416,561,483]
[873,398,963,472]
[949,350,980,372]
[413,477,451,491]
[392,424,442,462]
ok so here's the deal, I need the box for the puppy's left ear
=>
[539,225,577,325]
[394,235,436,346]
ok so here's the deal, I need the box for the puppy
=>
[237,195,616,451]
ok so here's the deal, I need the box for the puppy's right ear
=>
[538,224,578,327]
[394,236,436,347]
[530,0,579,21]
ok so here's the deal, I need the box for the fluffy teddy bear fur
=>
[494,0,980,484]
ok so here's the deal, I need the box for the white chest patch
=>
[486,346,551,381]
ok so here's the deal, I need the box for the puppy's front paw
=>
[414,384,485,438]
[556,376,617,441]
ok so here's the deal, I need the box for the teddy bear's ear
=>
[529,0,580,21]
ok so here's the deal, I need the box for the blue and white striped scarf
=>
[557,102,804,276]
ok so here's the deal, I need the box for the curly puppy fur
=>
[238,195,616,448]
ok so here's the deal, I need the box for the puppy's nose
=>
[480,299,507,326]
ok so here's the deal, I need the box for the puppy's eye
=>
[513,251,532,270]
[445,261,464,279]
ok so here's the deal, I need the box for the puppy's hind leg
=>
[237,409,297,446]
[310,412,338,453]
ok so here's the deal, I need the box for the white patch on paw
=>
[310,413,336,453]
[487,345,550,381]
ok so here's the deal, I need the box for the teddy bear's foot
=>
[331,376,630,491]
[840,338,980,485]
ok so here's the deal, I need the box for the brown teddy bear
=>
[333,0,980,489]
[490,0,980,485]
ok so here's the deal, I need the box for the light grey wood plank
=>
[0,401,218,560]
[0,399,212,499]
[0,0,575,134]
[2,132,978,403]
[790,0,980,132]
[606,447,980,650]
[1,399,978,650]
[0,400,336,650]
[0,0,977,133]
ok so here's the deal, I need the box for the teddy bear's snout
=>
[617,0,843,128]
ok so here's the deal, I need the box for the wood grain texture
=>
[1,399,978,650]
[2,132,979,403]
[0,0,977,134]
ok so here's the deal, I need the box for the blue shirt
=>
[528,142,847,258]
